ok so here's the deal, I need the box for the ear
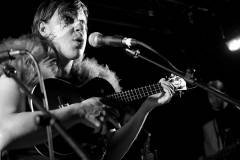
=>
[39,21,50,37]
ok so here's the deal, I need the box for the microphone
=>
[0,49,27,62]
[88,32,138,48]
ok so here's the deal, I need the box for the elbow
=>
[0,130,7,151]
[0,122,11,151]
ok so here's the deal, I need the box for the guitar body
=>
[29,77,116,159]
[31,77,115,110]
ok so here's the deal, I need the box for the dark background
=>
[1,0,240,159]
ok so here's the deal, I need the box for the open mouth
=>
[73,38,83,48]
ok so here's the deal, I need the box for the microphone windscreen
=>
[88,32,102,48]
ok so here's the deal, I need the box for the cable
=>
[136,40,185,74]
[133,40,198,90]
[24,50,55,160]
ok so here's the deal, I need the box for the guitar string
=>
[116,83,162,102]
[106,83,163,102]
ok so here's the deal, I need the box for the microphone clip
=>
[125,48,140,58]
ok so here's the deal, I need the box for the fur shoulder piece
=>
[0,34,122,92]
[0,34,47,61]
[72,58,122,92]
[0,34,51,89]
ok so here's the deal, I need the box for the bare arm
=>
[0,75,78,150]
[0,75,104,151]
[105,79,174,160]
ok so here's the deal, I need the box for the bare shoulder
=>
[0,74,21,114]
[0,74,20,91]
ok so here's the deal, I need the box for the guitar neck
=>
[103,83,164,103]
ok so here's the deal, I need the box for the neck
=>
[57,55,74,77]
[63,60,73,76]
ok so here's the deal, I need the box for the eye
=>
[62,15,74,25]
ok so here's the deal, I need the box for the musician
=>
[0,0,175,160]
[199,80,240,160]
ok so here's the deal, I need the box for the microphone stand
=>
[3,56,89,160]
[124,43,240,108]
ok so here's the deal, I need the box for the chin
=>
[71,54,80,60]
[69,50,80,59]
[67,47,84,60]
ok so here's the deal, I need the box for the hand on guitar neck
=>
[140,75,186,112]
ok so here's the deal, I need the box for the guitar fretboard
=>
[103,83,164,103]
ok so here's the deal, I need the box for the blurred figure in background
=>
[199,80,240,160]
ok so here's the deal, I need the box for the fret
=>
[104,83,163,103]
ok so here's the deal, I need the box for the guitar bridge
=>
[57,96,70,108]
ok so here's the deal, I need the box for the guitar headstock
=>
[167,74,187,96]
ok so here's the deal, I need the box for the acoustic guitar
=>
[29,74,187,159]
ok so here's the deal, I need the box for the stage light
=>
[226,36,240,52]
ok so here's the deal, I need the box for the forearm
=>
[106,106,150,160]
[0,105,79,151]
[105,80,173,159]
